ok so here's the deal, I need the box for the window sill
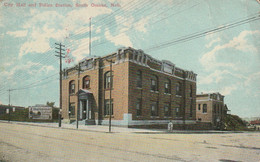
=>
[150,116,159,118]
[136,87,142,90]
[164,93,171,95]
[176,95,182,98]
[104,88,114,91]
[150,90,159,93]
[164,116,172,118]
[104,115,114,118]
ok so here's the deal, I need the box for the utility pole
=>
[183,81,186,130]
[106,59,114,133]
[8,89,12,122]
[55,43,65,127]
[89,17,92,56]
[76,63,83,129]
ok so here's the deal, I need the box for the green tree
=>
[46,101,55,108]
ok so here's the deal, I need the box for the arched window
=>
[176,82,182,96]
[104,99,113,116]
[190,100,193,117]
[176,104,181,117]
[69,80,75,94]
[189,85,193,97]
[213,104,216,114]
[165,78,171,94]
[136,98,142,116]
[203,104,207,113]
[136,70,142,88]
[150,75,158,91]
[150,101,158,116]
[164,103,171,117]
[83,75,90,89]
[104,71,113,89]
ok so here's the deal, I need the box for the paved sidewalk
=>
[0,120,161,133]
[0,120,245,134]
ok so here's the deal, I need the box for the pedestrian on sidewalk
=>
[168,120,173,132]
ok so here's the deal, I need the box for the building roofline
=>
[196,92,224,96]
[0,104,25,108]
[63,47,197,81]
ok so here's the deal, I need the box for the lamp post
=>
[106,59,114,133]
[8,89,11,122]
[76,63,84,129]
[76,63,80,129]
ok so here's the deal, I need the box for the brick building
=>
[196,92,229,127]
[62,47,197,127]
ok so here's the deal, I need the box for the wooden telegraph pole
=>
[55,43,65,127]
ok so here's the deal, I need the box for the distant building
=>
[196,92,229,128]
[61,47,197,128]
[0,104,25,115]
[249,120,260,131]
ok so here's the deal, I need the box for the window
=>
[176,105,181,117]
[164,103,171,117]
[190,101,193,117]
[203,104,207,113]
[213,104,216,114]
[83,75,90,89]
[189,85,192,97]
[151,101,158,116]
[150,75,158,91]
[104,71,113,89]
[69,80,75,94]
[176,82,182,96]
[136,98,142,116]
[136,70,142,88]
[165,79,171,94]
[198,104,201,111]
[217,104,219,114]
[69,102,75,118]
[138,55,142,62]
[104,99,113,116]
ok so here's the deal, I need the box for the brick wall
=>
[128,61,196,121]
[62,47,197,127]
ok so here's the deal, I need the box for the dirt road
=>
[0,122,259,162]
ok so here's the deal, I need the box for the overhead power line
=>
[145,13,260,52]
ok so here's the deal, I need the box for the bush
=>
[0,108,58,123]
[223,114,249,131]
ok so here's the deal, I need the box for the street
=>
[0,122,259,162]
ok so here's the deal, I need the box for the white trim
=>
[196,99,224,102]
[64,52,196,83]
[129,60,194,81]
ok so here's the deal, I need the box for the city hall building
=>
[61,47,197,127]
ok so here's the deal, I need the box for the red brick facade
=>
[62,47,197,127]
